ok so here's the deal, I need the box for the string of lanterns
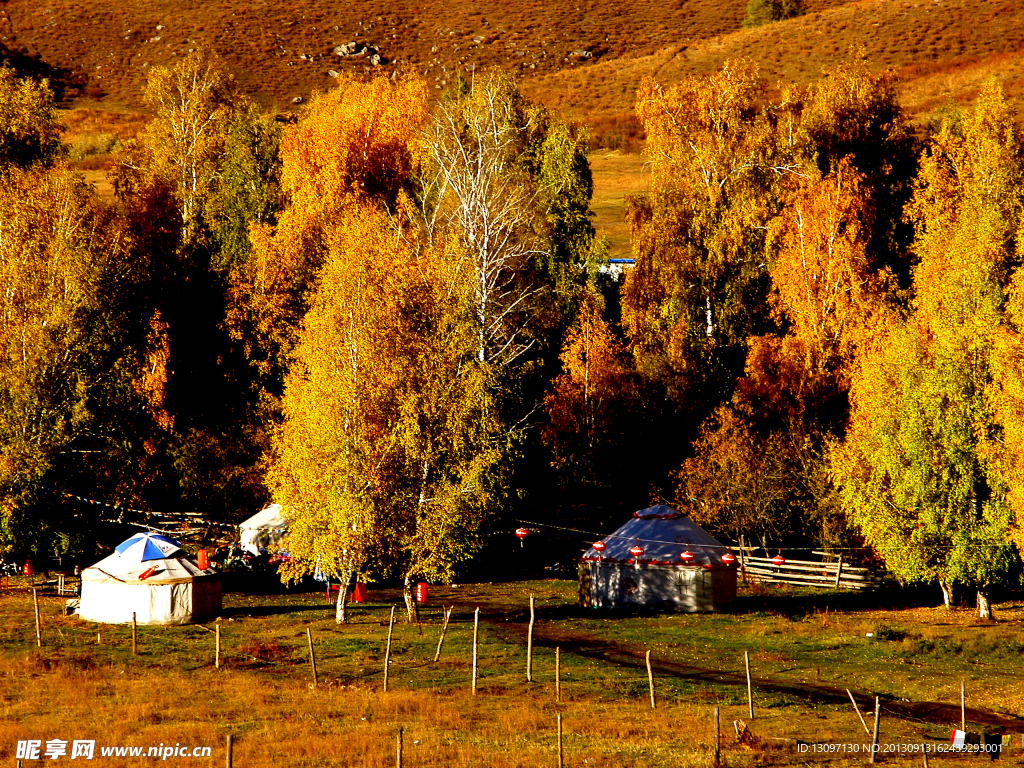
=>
[511,524,787,569]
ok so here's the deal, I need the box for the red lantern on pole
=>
[515,527,529,548]
[679,550,695,565]
[721,552,737,566]
[592,541,606,552]
[628,544,644,559]
[771,554,786,566]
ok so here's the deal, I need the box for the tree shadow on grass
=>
[221,602,327,619]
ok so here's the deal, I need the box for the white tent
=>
[78,535,221,626]
[239,504,287,556]
[578,505,737,612]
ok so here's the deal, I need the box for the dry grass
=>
[4,578,1024,765]
[589,150,650,260]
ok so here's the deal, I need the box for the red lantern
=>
[628,544,645,559]
[721,552,737,565]
[679,550,695,564]
[592,541,606,552]
[515,527,529,548]
[771,554,786,566]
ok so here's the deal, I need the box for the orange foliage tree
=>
[229,72,428,390]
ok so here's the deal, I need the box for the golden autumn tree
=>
[270,203,412,622]
[230,72,428,391]
[543,288,638,498]
[796,55,918,280]
[0,165,147,560]
[0,65,61,170]
[623,60,799,398]
[419,70,594,370]
[833,83,1023,617]
[665,56,915,550]
[270,200,500,622]
[386,237,502,621]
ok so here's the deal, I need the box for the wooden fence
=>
[732,549,890,591]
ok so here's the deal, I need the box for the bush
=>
[66,131,119,162]
[743,0,804,28]
[872,624,907,641]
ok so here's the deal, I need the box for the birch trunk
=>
[977,589,993,620]
[939,580,954,610]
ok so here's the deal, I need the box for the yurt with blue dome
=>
[578,505,737,612]
[77,533,221,625]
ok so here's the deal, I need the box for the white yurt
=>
[78,533,221,625]
[239,504,287,556]
[578,505,737,612]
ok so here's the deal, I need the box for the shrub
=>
[743,0,804,28]
[67,131,119,161]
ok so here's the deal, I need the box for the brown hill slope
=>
[2,0,850,111]
[2,0,1021,131]
[523,0,1024,127]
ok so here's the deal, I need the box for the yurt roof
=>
[580,505,732,568]
[239,504,286,532]
[82,550,218,586]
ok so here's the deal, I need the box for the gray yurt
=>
[578,505,736,612]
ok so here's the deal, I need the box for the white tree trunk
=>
[403,575,420,623]
[939,579,954,609]
[335,570,353,624]
[977,589,993,620]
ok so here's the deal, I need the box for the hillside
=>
[4,0,1022,250]
[523,0,1024,128]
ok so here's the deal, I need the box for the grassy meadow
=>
[3,577,1024,766]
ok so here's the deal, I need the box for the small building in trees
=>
[578,505,736,612]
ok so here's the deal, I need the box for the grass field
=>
[589,151,649,261]
[2,576,1023,766]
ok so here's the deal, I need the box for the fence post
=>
[555,646,561,702]
[215,624,221,669]
[847,689,870,734]
[744,650,753,719]
[225,735,233,768]
[646,649,655,709]
[33,588,41,647]
[869,696,880,764]
[433,605,452,662]
[557,713,564,768]
[307,627,319,688]
[131,612,137,655]
[739,535,747,584]
[383,606,395,692]
[713,706,721,767]
[960,680,966,732]
[833,555,844,589]
[396,727,403,768]
[527,594,535,683]
[471,607,480,695]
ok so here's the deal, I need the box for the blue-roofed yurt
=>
[78,533,221,625]
[578,505,736,612]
